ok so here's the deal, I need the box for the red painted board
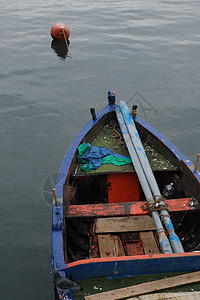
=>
[107,173,140,203]
[66,198,194,218]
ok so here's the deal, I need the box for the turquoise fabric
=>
[77,143,131,172]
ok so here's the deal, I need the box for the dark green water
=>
[1,0,200,299]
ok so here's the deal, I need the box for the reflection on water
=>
[51,39,70,59]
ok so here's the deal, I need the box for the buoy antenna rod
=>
[62,29,72,59]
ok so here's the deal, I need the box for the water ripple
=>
[1,1,200,299]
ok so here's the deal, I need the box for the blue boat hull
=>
[51,102,200,299]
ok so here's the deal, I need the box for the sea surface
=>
[0,0,200,299]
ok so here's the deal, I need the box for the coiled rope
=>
[62,30,101,111]
[141,195,169,215]
[111,124,126,147]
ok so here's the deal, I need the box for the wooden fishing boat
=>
[51,92,200,299]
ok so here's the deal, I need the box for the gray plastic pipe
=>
[119,101,184,253]
[117,108,172,254]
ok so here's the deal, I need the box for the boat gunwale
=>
[134,115,200,182]
[65,251,200,268]
[62,252,200,282]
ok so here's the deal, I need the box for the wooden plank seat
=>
[96,216,156,233]
[65,198,196,218]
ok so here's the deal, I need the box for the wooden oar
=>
[119,101,184,253]
[117,108,172,254]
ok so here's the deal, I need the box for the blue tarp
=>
[77,143,131,172]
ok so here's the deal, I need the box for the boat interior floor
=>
[75,124,176,177]
[64,171,200,263]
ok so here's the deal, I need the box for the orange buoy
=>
[50,23,70,40]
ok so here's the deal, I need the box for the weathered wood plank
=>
[96,216,156,233]
[127,292,200,300]
[66,198,194,218]
[139,231,159,254]
[84,271,200,300]
[98,235,125,258]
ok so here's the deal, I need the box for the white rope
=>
[62,30,101,111]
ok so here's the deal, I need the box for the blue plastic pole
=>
[117,108,172,254]
[119,101,184,253]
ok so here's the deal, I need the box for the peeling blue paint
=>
[135,132,140,139]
